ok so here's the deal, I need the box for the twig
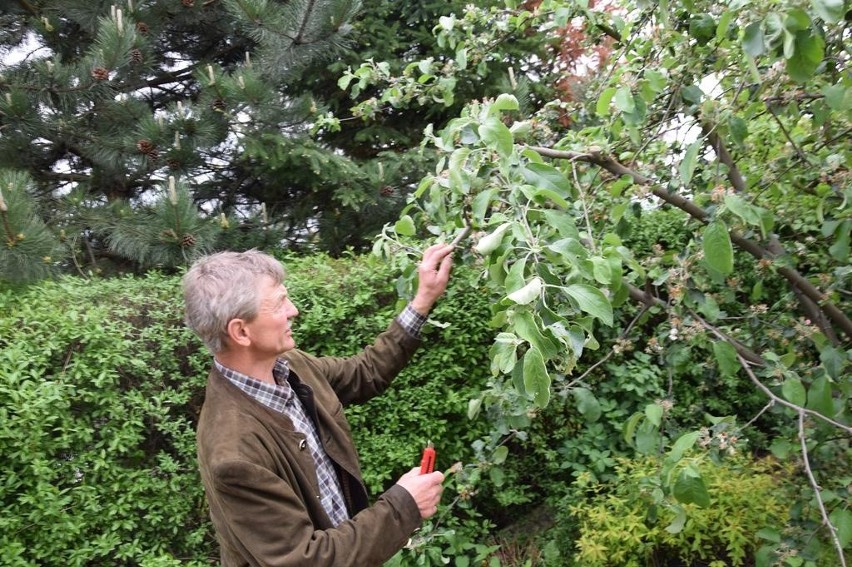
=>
[740,400,775,431]
[798,411,847,567]
[766,105,812,164]
[449,225,471,247]
[560,303,650,392]
[732,351,851,434]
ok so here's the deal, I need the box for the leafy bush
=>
[0,274,211,566]
[566,454,794,567]
[0,253,495,564]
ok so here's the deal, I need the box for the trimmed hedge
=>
[0,253,493,565]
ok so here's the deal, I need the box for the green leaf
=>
[521,162,572,196]
[635,420,660,454]
[542,210,580,239]
[474,222,511,255]
[564,284,613,326]
[491,93,519,113]
[530,187,569,209]
[712,341,740,376]
[680,84,704,104]
[756,527,781,543]
[673,471,711,507]
[623,412,643,447]
[645,403,664,427]
[455,47,468,70]
[724,194,762,226]
[668,431,700,463]
[478,116,514,157]
[784,8,810,32]
[489,332,519,375]
[614,86,635,113]
[507,277,543,305]
[492,445,509,465]
[819,345,845,380]
[596,87,616,116]
[828,220,850,261]
[679,140,702,186]
[829,508,852,547]
[823,84,852,111]
[489,465,505,487]
[644,69,667,92]
[728,115,749,145]
[703,221,734,275]
[591,257,613,285]
[505,255,527,293]
[716,10,734,41]
[786,31,824,82]
[813,0,846,23]
[513,310,558,360]
[394,215,415,236]
[666,505,687,534]
[471,188,496,224]
[572,387,601,423]
[806,375,835,417]
[468,397,483,420]
[522,346,551,407]
[764,12,784,46]
[781,376,806,406]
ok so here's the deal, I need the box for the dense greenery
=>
[350,0,850,564]
[1,0,850,565]
[0,255,495,565]
[0,0,520,279]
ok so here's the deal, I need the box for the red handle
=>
[419,441,435,474]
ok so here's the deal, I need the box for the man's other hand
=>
[396,467,445,519]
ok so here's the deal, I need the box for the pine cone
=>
[211,98,226,112]
[181,234,197,248]
[91,67,110,81]
[380,186,395,197]
[182,0,195,6]
[136,22,149,34]
[129,49,143,64]
[136,139,156,155]
[167,158,181,170]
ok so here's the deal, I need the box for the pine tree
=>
[0,0,528,281]
[0,0,365,280]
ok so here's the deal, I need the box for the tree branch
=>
[625,283,765,366]
[731,351,851,433]
[798,412,847,567]
[700,122,746,193]
[527,145,852,340]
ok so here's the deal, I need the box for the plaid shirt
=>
[215,304,427,527]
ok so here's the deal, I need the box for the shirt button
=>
[299,439,307,450]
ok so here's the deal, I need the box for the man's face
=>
[244,276,299,356]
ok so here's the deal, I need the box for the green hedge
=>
[0,253,494,565]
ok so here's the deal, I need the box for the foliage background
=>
[0,255,495,565]
[1,0,850,565]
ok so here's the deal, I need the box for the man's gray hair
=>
[182,250,285,353]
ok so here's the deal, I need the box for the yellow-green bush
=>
[569,455,793,567]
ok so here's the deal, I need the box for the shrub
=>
[0,253,495,564]
[566,454,794,567]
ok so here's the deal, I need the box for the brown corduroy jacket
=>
[196,320,423,566]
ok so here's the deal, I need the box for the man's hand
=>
[396,468,445,519]
[410,243,455,315]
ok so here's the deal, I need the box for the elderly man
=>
[182,244,454,566]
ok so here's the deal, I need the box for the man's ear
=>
[225,318,252,347]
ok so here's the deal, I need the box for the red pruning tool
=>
[419,441,436,474]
